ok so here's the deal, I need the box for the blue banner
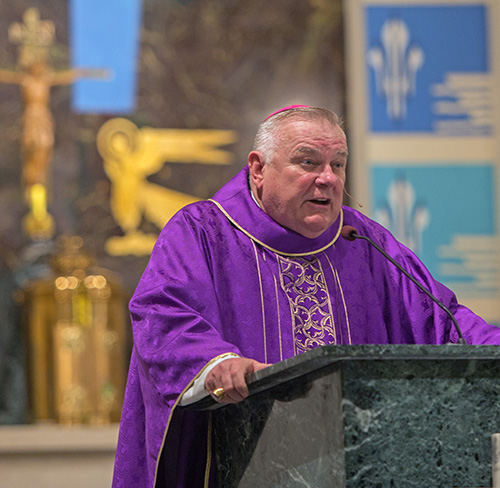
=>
[69,0,142,113]
[371,164,497,298]
[366,5,490,135]
[345,0,500,322]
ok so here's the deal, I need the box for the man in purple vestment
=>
[112,106,500,488]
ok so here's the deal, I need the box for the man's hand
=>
[204,357,270,404]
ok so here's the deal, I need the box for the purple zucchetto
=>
[264,104,310,120]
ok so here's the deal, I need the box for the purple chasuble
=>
[112,166,500,488]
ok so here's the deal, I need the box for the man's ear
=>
[248,151,266,190]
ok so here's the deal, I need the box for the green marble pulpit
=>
[188,344,500,487]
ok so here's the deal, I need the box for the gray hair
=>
[252,106,340,162]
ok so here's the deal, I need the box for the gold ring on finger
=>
[213,387,225,401]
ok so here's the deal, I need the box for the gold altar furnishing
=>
[20,236,128,425]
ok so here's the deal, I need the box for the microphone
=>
[341,225,467,344]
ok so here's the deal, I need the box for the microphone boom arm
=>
[349,230,467,345]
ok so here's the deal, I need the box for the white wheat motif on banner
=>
[375,176,429,254]
[367,18,424,120]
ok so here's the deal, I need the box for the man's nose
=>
[315,165,337,186]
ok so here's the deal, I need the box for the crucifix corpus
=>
[0,8,108,240]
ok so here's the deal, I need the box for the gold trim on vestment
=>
[153,352,240,488]
[318,257,338,345]
[323,253,352,345]
[252,241,268,363]
[335,267,352,344]
[204,412,213,488]
[208,199,343,257]
[273,274,283,362]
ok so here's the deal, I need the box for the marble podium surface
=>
[187,344,500,488]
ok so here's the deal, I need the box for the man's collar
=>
[210,166,342,256]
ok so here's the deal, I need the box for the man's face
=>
[250,118,348,239]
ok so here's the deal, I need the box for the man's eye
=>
[302,159,314,166]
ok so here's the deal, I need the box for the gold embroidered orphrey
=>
[278,254,337,354]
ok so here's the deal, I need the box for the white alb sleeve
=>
[179,354,239,406]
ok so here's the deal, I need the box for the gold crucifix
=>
[0,8,109,240]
